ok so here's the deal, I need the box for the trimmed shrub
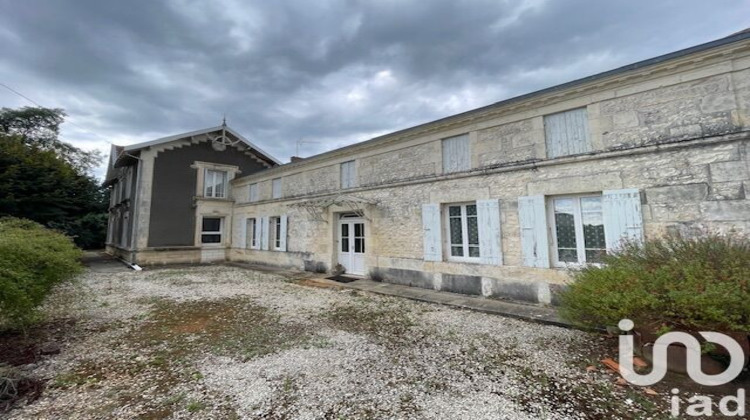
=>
[559,232,750,333]
[0,217,82,328]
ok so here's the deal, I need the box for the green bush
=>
[559,232,750,333]
[0,217,82,328]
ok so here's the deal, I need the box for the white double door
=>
[338,217,366,276]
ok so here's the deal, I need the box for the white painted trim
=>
[123,125,281,164]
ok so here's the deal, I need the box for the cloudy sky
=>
[0,1,748,177]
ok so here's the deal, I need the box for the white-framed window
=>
[544,108,591,158]
[444,202,480,261]
[246,217,258,249]
[249,183,259,202]
[201,217,223,244]
[270,216,282,250]
[548,194,606,266]
[272,178,282,199]
[340,160,357,189]
[204,169,228,198]
[442,134,470,174]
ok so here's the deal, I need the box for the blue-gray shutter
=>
[442,134,470,174]
[602,189,643,252]
[279,214,288,252]
[422,204,442,261]
[518,195,550,268]
[260,216,270,250]
[477,199,503,265]
[544,108,591,158]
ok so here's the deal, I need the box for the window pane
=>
[354,223,363,237]
[215,171,227,198]
[449,217,463,245]
[448,206,461,217]
[202,218,221,232]
[468,246,480,258]
[354,238,363,253]
[341,224,349,237]
[585,249,606,264]
[342,238,349,252]
[558,248,578,262]
[205,170,214,197]
[451,246,464,257]
[467,215,479,246]
[466,204,477,216]
[201,234,221,243]
[554,199,577,250]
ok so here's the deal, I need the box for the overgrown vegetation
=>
[0,107,108,249]
[0,217,82,329]
[560,232,750,333]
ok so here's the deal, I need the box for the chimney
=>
[290,156,305,163]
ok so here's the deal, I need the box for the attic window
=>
[204,169,228,198]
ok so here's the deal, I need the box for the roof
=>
[103,125,280,186]
[121,125,281,165]
[237,27,750,179]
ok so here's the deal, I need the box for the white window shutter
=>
[279,214,288,252]
[442,134,470,174]
[422,204,442,261]
[252,218,262,250]
[260,216,270,250]
[518,195,550,268]
[241,218,248,249]
[477,199,503,265]
[602,189,643,252]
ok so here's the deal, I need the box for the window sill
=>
[446,257,482,264]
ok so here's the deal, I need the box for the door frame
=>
[336,213,367,276]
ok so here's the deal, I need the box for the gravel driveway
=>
[6,265,666,419]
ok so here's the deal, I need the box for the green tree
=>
[0,107,108,249]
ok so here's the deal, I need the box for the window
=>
[442,134,470,174]
[445,203,480,260]
[201,217,223,244]
[272,178,282,199]
[246,218,258,249]
[544,108,591,158]
[550,195,606,266]
[204,169,228,198]
[270,216,282,250]
[249,183,259,202]
[340,160,357,189]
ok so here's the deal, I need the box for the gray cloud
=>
[0,0,748,177]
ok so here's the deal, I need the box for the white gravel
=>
[6,265,663,419]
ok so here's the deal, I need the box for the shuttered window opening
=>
[249,183,259,202]
[446,203,480,261]
[544,108,591,159]
[548,195,606,266]
[267,215,288,252]
[442,134,470,174]
[340,160,357,189]
[246,217,259,249]
[272,178,282,199]
[518,189,644,269]
[421,200,503,265]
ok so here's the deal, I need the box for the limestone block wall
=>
[230,137,750,304]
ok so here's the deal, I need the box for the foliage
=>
[0,107,101,172]
[0,107,108,249]
[559,232,750,333]
[0,217,82,329]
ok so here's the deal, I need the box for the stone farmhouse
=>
[105,30,750,304]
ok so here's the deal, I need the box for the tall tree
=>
[0,107,101,172]
[0,107,108,248]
